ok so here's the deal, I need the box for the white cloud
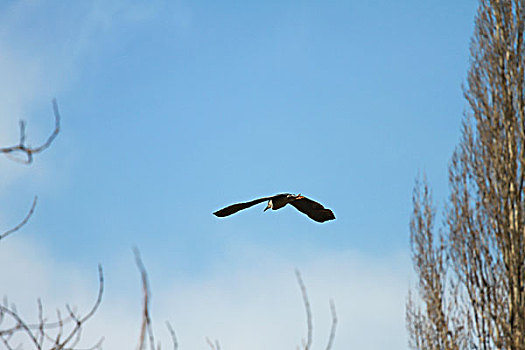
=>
[151,250,410,350]
[0,236,409,349]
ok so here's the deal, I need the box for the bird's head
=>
[264,199,273,211]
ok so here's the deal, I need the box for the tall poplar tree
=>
[408,1,525,349]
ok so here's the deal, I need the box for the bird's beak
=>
[264,206,270,212]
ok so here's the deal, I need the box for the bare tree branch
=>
[133,248,183,350]
[205,337,221,350]
[134,248,157,350]
[294,270,337,350]
[0,265,104,350]
[325,299,337,350]
[295,269,313,350]
[165,322,178,350]
[0,98,103,349]
[0,196,37,241]
[0,99,62,241]
[1,99,61,164]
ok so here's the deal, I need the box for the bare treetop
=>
[408,1,525,349]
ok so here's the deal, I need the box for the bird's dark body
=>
[266,193,291,210]
[213,193,335,223]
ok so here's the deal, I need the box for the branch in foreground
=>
[295,270,337,350]
[206,337,221,350]
[1,99,61,164]
[134,248,178,350]
[325,299,337,350]
[166,321,178,350]
[131,252,336,350]
[0,196,37,241]
[0,265,104,350]
[295,270,312,350]
[135,248,156,350]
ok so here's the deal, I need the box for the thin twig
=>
[68,336,104,350]
[325,299,337,350]
[295,269,312,350]
[0,305,77,338]
[0,266,104,349]
[54,265,104,349]
[1,99,61,164]
[37,298,45,348]
[0,196,37,241]
[54,309,63,347]
[0,335,14,350]
[134,248,156,350]
[206,337,221,350]
[166,321,178,350]
[0,303,41,349]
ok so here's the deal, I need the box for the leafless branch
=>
[1,99,61,164]
[0,299,42,349]
[294,270,338,350]
[295,269,312,350]
[134,248,157,350]
[0,196,37,241]
[133,248,181,350]
[206,337,221,350]
[0,265,104,350]
[0,99,61,242]
[325,299,337,350]
[408,1,525,348]
[165,322,178,350]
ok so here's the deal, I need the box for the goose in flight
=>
[213,193,335,223]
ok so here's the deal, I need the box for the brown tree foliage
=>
[407,1,525,349]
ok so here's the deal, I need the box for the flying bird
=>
[213,193,335,223]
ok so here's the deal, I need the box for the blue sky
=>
[0,1,477,349]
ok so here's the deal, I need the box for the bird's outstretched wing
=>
[289,196,335,223]
[213,196,272,217]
